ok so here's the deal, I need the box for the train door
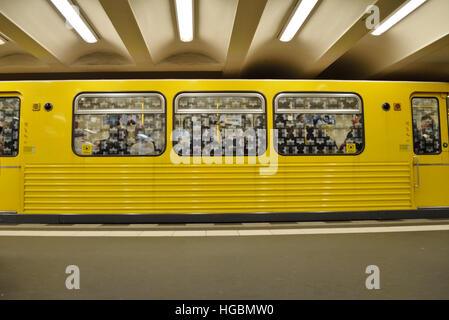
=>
[411,93,449,208]
[0,94,22,213]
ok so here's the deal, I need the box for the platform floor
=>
[0,219,448,299]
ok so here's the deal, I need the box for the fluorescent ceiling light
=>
[50,0,97,43]
[372,0,427,36]
[175,0,193,42]
[280,0,318,42]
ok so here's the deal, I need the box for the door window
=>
[412,97,441,155]
[0,97,20,157]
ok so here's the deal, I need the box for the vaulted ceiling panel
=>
[241,0,378,77]
[321,0,449,80]
[129,0,237,71]
[128,0,174,65]
[0,0,132,71]
[0,0,446,80]
[74,0,132,65]
[0,0,79,64]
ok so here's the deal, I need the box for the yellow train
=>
[0,79,448,223]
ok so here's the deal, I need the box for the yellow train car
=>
[0,79,448,223]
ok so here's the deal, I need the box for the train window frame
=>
[0,96,21,158]
[273,91,365,157]
[173,91,268,157]
[411,96,442,156]
[72,91,167,157]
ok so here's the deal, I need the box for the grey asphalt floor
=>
[0,219,448,299]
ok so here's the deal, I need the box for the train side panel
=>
[0,80,447,215]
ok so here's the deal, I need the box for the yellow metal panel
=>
[0,166,21,212]
[22,162,413,214]
[414,166,449,207]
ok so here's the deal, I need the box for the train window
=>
[274,93,364,156]
[412,97,441,155]
[0,97,20,157]
[173,92,266,156]
[73,93,166,156]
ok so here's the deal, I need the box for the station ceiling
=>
[0,0,448,81]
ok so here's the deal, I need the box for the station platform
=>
[1,219,448,299]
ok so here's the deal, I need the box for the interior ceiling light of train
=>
[0,0,447,81]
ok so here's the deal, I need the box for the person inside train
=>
[419,115,436,139]
[126,115,136,126]
[130,129,155,155]
[414,114,439,153]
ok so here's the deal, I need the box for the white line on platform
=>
[0,224,449,237]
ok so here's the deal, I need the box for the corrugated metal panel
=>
[23,162,414,214]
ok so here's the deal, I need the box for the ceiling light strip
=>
[372,0,427,36]
[50,0,98,43]
[0,34,7,45]
[175,0,194,42]
[279,0,319,42]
